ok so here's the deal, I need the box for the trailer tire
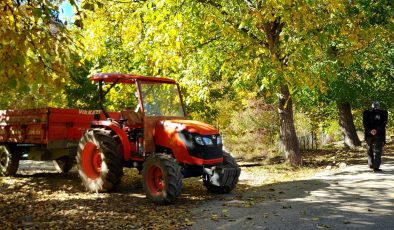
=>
[203,151,240,194]
[53,156,75,173]
[0,145,20,176]
[76,129,123,192]
[142,153,182,204]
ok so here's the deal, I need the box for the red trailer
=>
[0,108,120,175]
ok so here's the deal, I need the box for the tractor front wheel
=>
[142,154,182,204]
[76,129,123,192]
[203,151,240,194]
[0,145,20,176]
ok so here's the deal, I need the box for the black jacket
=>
[363,108,388,140]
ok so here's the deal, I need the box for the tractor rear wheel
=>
[0,145,20,176]
[203,151,240,194]
[53,156,75,173]
[142,154,182,204]
[76,129,123,192]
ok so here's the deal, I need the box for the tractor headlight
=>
[194,135,204,145]
[202,137,214,146]
[194,134,221,146]
[217,136,222,145]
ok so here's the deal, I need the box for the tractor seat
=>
[121,109,143,126]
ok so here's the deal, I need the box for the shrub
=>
[218,99,279,160]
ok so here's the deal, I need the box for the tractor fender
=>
[90,120,131,160]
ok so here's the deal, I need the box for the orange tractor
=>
[77,73,240,204]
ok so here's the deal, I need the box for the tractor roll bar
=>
[99,79,119,119]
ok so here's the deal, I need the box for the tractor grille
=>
[178,132,223,160]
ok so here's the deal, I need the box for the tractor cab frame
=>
[92,73,188,159]
[94,73,186,120]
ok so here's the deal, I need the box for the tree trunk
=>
[337,102,361,147]
[278,85,302,166]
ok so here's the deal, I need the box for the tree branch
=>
[110,0,148,4]
[261,18,285,59]
[184,35,222,54]
[4,3,19,32]
[196,0,268,47]
[197,0,222,9]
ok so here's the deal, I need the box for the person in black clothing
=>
[363,101,388,172]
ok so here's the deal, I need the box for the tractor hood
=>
[154,118,223,165]
[158,119,219,135]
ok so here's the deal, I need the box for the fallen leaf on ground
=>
[317,223,331,228]
[184,218,195,226]
[211,214,219,221]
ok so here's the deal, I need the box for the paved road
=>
[190,159,394,230]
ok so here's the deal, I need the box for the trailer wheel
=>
[76,129,123,192]
[142,154,182,204]
[53,156,75,173]
[0,145,20,176]
[203,151,240,194]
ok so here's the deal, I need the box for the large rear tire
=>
[142,154,182,204]
[203,151,240,194]
[0,145,20,176]
[76,129,123,192]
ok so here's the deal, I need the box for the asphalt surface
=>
[190,159,394,230]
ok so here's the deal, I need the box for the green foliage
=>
[293,0,393,145]
[65,56,99,109]
[78,0,182,76]
[294,113,314,137]
[323,120,344,144]
[386,110,394,137]
[77,0,344,111]
[0,0,78,108]
[104,84,139,111]
[306,0,393,106]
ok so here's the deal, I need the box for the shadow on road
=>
[190,160,394,230]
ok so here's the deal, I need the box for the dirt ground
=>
[0,162,214,229]
[1,146,393,229]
